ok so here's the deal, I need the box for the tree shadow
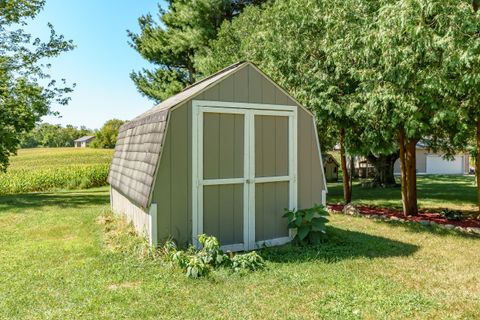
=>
[0,189,110,213]
[260,226,419,263]
[371,218,480,239]
[328,175,477,210]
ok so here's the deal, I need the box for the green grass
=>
[328,175,478,211]
[0,148,114,195]
[1,188,479,319]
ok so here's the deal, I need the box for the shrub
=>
[231,251,265,273]
[166,234,265,278]
[283,204,329,245]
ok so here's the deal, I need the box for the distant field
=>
[0,148,114,195]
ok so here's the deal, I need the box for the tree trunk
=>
[405,139,418,215]
[340,128,352,203]
[366,152,399,187]
[398,131,418,216]
[399,132,409,215]
[476,116,480,216]
[350,155,354,192]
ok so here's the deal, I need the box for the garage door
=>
[426,155,463,174]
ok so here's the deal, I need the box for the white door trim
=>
[193,100,297,112]
[192,100,297,251]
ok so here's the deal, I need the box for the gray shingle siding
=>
[108,110,168,208]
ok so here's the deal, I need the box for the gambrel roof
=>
[108,61,247,208]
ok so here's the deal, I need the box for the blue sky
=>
[28,0,168,129]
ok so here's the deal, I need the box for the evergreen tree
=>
[128,0,267,103]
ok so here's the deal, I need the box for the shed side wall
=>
[297,108,324,209]
[111,187,151,239]
[151,65,326,246]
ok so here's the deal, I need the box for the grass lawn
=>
[327,175,478,212]
[1,188,479,319]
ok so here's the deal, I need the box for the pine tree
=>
[128,0,266,103]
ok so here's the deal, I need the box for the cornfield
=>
[0,148,114,195]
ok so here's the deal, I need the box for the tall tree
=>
[440,0,480,214]
[355,0,477,215]
[199,0,475,215]
[128,0,266,103]
[197,0,387,204]
[0,0,74,171]
[91,119,125,149]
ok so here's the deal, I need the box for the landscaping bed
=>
[328,204,480,235]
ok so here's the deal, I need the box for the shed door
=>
[199,112,247,251]
[193,102,297,251]
[254,114,295,244]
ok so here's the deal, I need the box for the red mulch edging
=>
[327,204,480,229]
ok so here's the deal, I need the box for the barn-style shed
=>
[109,61,327,251]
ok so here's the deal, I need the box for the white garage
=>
[394,145,470,175]
[426,155,464,175]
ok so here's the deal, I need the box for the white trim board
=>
[194,100,297,112]
[192,100,297,251]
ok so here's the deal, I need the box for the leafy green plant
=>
[283,204,329,245]
[186,255,211,278]
[231,251,265,273]
[197,234,229,268]
[163,234,266,278]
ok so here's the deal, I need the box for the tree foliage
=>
[198,0,480,215]
[128,0,267,103]
[90,119,125,149]
[19,123,92,148]
[0,0,74,171]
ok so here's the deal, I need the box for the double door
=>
[192,101,297,251]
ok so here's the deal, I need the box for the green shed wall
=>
[151,64,325,246]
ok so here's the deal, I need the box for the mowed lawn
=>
[1,188,479,319]
[328,175,478,212]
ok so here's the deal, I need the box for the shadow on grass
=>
[260,226,419,263]
[328,175,476,210]
[371,218,480,240]
[0,189,110,213]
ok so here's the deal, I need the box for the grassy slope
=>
[1,188,479,319]
[327,175,478,211]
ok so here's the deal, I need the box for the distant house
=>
[323,153,339,182]
[74,136,95,148]
[394,143,470,175]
